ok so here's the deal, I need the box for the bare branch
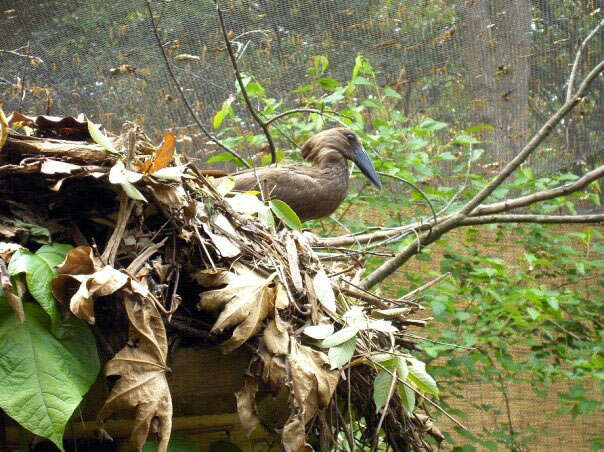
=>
[566,19,604,101]
[461,213,604,225]
[471,164,604,216]
[144,0,250,168]
[0,48,44,65]
[214,1,278,164]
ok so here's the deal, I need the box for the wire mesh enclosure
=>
[0,1,602,450]
[1,0,602,175]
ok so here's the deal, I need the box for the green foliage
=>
[269,199,302,231]
[0,243,99,451]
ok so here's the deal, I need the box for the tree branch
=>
[360,58,604,289]
[461,213,604,225]
[471,164,604,216]
[566,19,604,102]
[214,0,278,164]
[144,0,250,168]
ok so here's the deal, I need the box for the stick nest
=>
[0,113,443,452]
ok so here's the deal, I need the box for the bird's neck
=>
[309,149,350,189]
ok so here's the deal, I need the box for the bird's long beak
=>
[353,144,382,189]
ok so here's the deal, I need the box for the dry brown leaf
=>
[263,311,289,356]
[0,242,22,262]
[52,246,129,323]
[0,257,24,322]
[274,282,290,309]
[97,295,172,452]
[235,378,260,437]
[202,214,241,258]
[285,235,303,293]
[198,263,275,353]
[140,132,175,173]
[147,180,188,209]
[0,105,7,151]
[281,413,307,452]
[289,342,339,423]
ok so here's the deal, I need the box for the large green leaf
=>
[407,358,439,397]
[328,336,357,369]
[373,370,394,412]
[269,199,302,231]
[320,326,358,348]
[0,302,100,450]
[35,243,73,268]
[8,249,60,331]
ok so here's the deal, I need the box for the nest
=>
[0,112,444,452]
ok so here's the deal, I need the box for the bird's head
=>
[301,127,382,189]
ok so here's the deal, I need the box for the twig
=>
[126,237,168,274]
[213,0,277,164]
[566,19,604,101]
[101,193,134,266]
[399,273,450,301]
[144,0,250,168]
[461,213,604,225]
[0,48,44,65]
[377,171,437,228]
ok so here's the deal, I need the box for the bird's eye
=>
[346,134,355,142]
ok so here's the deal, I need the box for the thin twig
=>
[566,19,604,101]
[213,0,277,164]
[470,164,604,216]
[0,48,44,65]
[377,171,437,228]
[462,213,604,225]
[144,0,250,168]
[399,273,451,301]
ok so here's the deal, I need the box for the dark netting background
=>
[1,1,603,449]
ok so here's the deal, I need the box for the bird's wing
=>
[232,166,327,221]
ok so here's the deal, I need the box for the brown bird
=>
[231,127,381,221]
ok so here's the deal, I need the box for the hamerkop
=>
[231,127,382,221]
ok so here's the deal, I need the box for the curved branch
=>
[214,1,277,164]
[471,164,604,216]
[144,1,250,168]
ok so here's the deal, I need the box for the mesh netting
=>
[0,1,603,449]
[1,0,602,175]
